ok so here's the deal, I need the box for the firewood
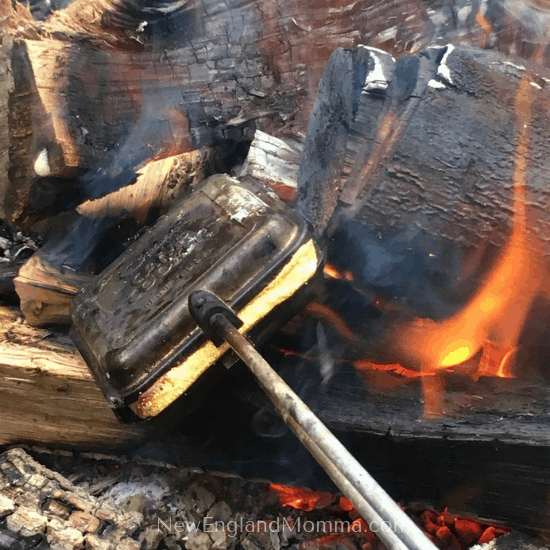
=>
[0,307,141,448]
[0,0,439,228]
[2,0,548,227]
[76,148,213,220]
[296,43,550,342]
[2,303,550,535]
[12,149,212,326]
[235,130,301,202]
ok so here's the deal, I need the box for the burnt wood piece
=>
[5,0,544,228]
[234,130,301,202]
[11,149,213,326]
[1,0,549,227]
[298,43,550,250]
[2,308,550,535]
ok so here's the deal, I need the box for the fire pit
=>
[1,0,550,545]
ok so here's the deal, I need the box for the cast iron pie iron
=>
[70,174,323,423]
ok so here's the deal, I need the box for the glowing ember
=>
[323,264,354,282]
[440,344,471,368]
[475,11,493,47]
[306,302,355,343]
[353,359,428,379]
[270,483,511,550]
[269,484,335,511]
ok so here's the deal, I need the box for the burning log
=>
[297,43,550,383]
[0,0,434,229]
[3,305,550,536]
[12,149,213,326]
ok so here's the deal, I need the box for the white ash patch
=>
[456,5,471,24]
[103,475,170,506]
[429,79,446,89]
[34,148,51,177]
[437,44,455,85]
[503,60,526,72]
[358,46,395,94]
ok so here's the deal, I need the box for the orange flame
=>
[353,359,429,379]
[475,12,493,48]
[396,72,545,382]
[306,302,356,343]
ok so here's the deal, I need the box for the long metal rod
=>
[284,411,409,550]
[212,314,437,550]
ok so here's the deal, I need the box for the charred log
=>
[296,44,550,371]
[6,0,547,229]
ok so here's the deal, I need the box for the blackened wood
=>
[0,37,63,227]
[298,44,550,249]
[2,0,549,227]
[0,0,435,227]
[297,44,550,337]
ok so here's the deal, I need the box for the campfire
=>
[1,0,550,547]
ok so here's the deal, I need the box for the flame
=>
[274,348,425,383]
[396,72,545,381]
[306,302,355,343]
[475,12,493,48]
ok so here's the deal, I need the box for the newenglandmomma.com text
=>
[158,516,403,538]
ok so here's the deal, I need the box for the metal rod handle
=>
[284,410,410,550]
[212,314,437,550]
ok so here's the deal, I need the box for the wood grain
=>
[0,307,141,448]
